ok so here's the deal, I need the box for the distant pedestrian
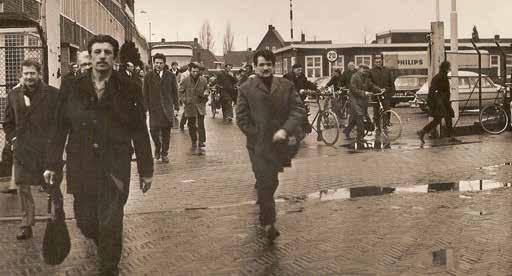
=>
[179,63,209,154]
[283,63,317,102]
[45,35,153,275]
[237,49,306,243]
[217,63,237,122]
[3,59,62,240]
[417,61,459,144]
[77,51,92,73]
[143,53,179,163]
[179,63,193,131]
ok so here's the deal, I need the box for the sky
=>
[135,0,512,55]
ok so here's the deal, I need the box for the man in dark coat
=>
[349,64,382,145]
[3,59,62,240]
[143,53,179,163]
[283,63,317,102]
[237,50,306,242]
[120,62,142,91]
[44,35,154,275]
[341,62,357,89]
[417,61,458,144]
[370,55,395,133]
[217,63,237,121]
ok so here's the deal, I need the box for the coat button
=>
[93,143,99,149]
[82,122,86,126]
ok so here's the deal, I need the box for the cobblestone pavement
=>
[1,106,512,275]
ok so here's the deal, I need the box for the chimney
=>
[161,38,165,43]
[301,33,305,43]
[247,48,252,51]
[268,25,274,30]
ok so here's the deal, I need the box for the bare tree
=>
[199,20,215,51]
[223,22,235,54]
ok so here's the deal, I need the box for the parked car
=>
[414,71,501,113]
[392,75,427,107]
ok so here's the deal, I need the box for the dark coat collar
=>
[77,70,123,99]
[16,81,49,116]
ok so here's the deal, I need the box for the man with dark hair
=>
[237,49,306,242]
[370,54,395,134]
[170,61,181,81]
[217,63,237,122]
[143,53,179,163]
[3,58,62,240]
[284,63,317,102]
[45,34,153,275]
[179,63,209,154]
[417,61,458,144]
[120,61,142,91]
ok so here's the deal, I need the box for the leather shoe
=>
[161,156,169,163]
[16,226,33,240]
[154,152,161,161]
[266,225,280,243]
[1,188,17,194]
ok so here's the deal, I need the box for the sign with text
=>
[383,52,427,69]
[327,50,338,62]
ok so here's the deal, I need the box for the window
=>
[355,55,372,67]
[271,46,276,52]
[305,56,322,78]
[283,58,288,74]
[329,55,344,76]
[490,55,500,76]
[0,3,4,12]
[275,61,282,75]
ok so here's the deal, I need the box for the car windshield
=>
[395,77,424,87]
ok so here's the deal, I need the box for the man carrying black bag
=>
[3,59,63,240]
[237,50,306,243]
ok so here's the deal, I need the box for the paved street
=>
[2,106,512,275]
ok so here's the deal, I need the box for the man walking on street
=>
[143,53,179,163]
[417,61,459,144]
[237,49,306,242]
[45,35,153,275]
[179,63,209,154]
[370,54,395,134]
[217,63,237,122]
[3,59,62,240]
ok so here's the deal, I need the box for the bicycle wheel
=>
[319,110,340,146]
[480,105,509,134]
[379,110,402,142]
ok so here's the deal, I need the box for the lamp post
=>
[139,10,152,64]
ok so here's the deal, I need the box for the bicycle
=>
[209,83,222,118]
[301,89,340,146]
[479,83,512,134]
[368,89,403,142]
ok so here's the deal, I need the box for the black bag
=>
[42,177,70,265]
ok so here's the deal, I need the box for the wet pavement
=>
[1,106,512,275]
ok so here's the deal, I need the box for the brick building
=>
[256,24,332,52]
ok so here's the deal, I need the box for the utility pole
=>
[40,0,61,88]
[450,0,460,121]
[290,0,294,43]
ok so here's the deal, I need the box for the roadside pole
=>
[428,21,445,137]
[450,0,460,123]
[40,0,61,88]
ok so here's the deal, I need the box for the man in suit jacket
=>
[237,50,306,242]
[178,63,209,154]
[3,59,62,240]
[143,53,179,163]
[45,35,153,275]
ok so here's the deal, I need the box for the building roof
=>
[376,29,431,36]
[223,51,253,68]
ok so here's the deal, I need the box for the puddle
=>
[340,140,482,152]
[303,180,512,202]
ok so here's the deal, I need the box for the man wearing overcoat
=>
[3,59,62,240]
[237,49,306,242]
[143,53,179,163]
[45,35,153,275]
[179,63,209,153]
